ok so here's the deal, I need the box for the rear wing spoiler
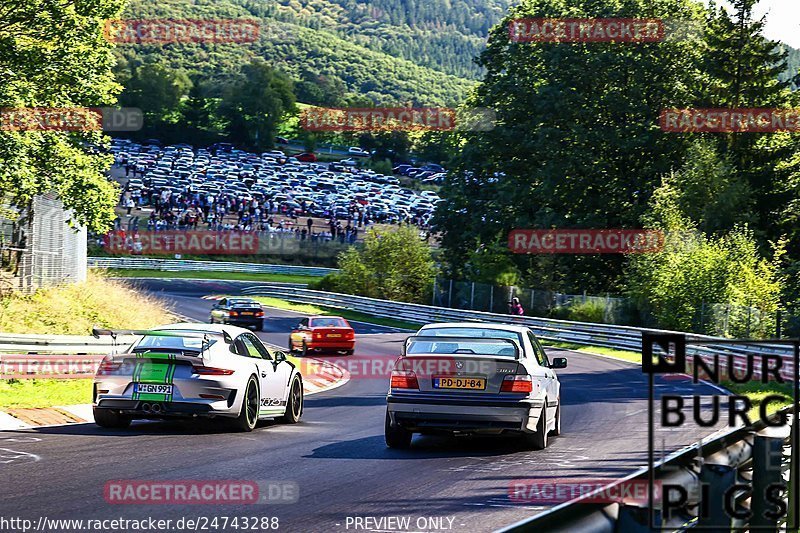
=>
[92,327,233,344]
[403,335,521,359]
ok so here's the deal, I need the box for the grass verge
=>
[251,296,422,330]
[541,340,640,363]
[0,379,92,409]
[105,269,321,285]
[0,271,177,335]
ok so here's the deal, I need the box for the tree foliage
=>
[322,227,437,303]
[0,0,124,231]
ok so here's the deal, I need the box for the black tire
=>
[93,408,131,429]
[301,340,309,357]
[231,376,259,432]
[550,400,561,436]
[385,410,412,449]
[524,405,549,450]
[280,377,303,424]
[255,320,264,332]
[344,349,354,356]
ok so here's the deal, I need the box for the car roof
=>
[308,315,348,321]
[418,322,531,334]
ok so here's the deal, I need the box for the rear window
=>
[310,318,348,328]
[406,337,519,358]
[421,327,521,342]
[135,335,216,351]
[231,301,259,308]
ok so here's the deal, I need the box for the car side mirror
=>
[551,357,567,369]
[274,351,287,362]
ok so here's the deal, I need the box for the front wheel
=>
[280,377,303,424]
[93,408,131,429]
[231,376,259,432]
[385,411,412,449]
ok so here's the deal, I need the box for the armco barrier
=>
[88,257,338,277]
[241,286,796,378]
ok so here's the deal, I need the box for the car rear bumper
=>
[387,395,543,434]
[226,317,263,326]
[307,341,355,351]
[94,398,233,419]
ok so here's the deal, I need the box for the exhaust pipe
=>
[141,403,151,413]
[151,403,162,414]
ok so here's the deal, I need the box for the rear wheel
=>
[231,376,259,432]
[344,349,354,356]
[255,320,264,332]
[280,377,303,424]
[301,340,309,357]
[93,408,131,429]
[524,405,549,450]
[385,411,412,449]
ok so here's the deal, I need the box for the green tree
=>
[0,0,124,232]
[219,59,296,151]
[435,0,709,292]
[330,227,437,303]
[119,63,192,121]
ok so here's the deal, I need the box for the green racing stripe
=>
[131,353,177,402]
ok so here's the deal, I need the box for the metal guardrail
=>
[88,257,338,277]
[241,286,796,378]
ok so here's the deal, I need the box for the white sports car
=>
[92,323,303,432]
[385,323,566,449]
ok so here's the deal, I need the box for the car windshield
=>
[406,337,519,358]
[135,335,216,352]
[311,318,348,328]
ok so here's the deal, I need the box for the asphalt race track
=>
[0,278,729,532]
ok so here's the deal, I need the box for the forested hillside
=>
[116,0,515,106]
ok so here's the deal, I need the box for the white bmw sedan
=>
[385,323,566,449]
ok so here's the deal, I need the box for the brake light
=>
[192,366,235,375]
[346,330,355,339]
[390,370,419,389]
[97,356,121,375]
[229,311,239,317]
[255,310,264,317]
[500,375,533,393]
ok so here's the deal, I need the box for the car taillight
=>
[346,330,355,339]
[229,311,239,317]
[97,356,121,375]
[500,375,533,393]
[313,332,322,340]
[390,370,419,389]
[255,310,264,317]
[192,366,235,376]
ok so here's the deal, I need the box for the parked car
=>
[296,152,317,162]
[341,158,358,167]
[385,322,566,449]
[348,147,370,157]
[289,316,355,356]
